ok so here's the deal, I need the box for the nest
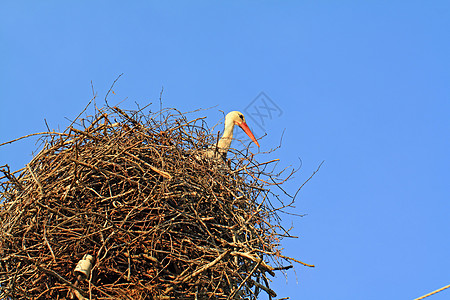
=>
[0,105,313,299]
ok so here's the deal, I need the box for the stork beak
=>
[238,122,260,147]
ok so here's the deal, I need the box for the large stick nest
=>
[0,104,313,299]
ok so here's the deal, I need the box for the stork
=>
[203,111,259,159]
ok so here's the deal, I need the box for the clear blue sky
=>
[1,2,449,299]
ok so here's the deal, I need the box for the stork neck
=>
[216,122,235,154]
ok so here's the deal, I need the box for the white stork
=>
[203,111,259,159]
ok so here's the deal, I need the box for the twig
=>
[0,132,63,147]
[164,249,232,294]
[43,221,57,264]
[227,258,262,299]
[104,73,123,105]
[35,265,89,298]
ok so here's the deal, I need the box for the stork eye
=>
[239,114,244,120]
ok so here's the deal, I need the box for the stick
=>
[164,249,232,294]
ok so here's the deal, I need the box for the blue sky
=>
[1,1,449,299]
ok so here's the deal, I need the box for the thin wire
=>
[414,283,450,300]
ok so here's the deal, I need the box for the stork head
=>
[226,111,260,147]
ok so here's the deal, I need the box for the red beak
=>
[238,122,260,147]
